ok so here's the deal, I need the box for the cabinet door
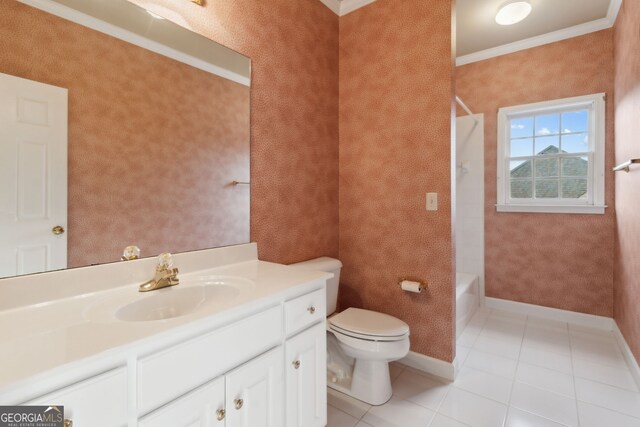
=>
[139,377,226,427]
[225,346,284,427]
[25,368,127,427]
[285,322,327,427]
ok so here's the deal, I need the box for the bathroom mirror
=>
[0,0,251,279]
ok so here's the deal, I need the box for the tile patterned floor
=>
[327,307,640,427]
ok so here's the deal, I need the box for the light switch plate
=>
[426,193,438,211]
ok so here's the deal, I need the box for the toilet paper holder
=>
[398,278,427,292]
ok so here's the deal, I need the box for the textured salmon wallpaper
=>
[128,0,340,265]
[457,31,616,316]
[0,2,250,268]
[614,0,640,365]
[339,0,455,361]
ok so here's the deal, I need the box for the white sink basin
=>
[116,286,209,322]
[86,276,254,323]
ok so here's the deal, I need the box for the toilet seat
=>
[329,308,410,342]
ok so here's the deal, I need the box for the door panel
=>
[139,377,226,427]
[286,322,327,427]
[225,347,284,427]
[0,72,67,278]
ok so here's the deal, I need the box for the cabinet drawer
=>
[284,288,325,336]
[138,306,283,415]
[25,368,127,427]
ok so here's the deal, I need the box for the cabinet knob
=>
[64,420,73,427]
[216,408,226,421]
[234,398,244,410]
[307,306,316,315]
[293,360,301,370]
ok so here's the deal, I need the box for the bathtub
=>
[456,273,480,339]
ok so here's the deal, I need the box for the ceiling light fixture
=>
[495,0,532,26]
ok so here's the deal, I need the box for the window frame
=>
[496,93,606,214]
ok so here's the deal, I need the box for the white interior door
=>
[0,72,68,278]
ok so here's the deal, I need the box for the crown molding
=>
[318,0,341,15]
[457,0,623,66]
[606,0,623,26]
[318,0,376,16]
[18,0,250,86]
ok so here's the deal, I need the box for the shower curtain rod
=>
[456,96,479,123]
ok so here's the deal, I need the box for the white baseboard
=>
[614,324,640,390]
[398,351,455,381]
[485,297,615,331]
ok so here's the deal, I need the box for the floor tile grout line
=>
[571,370,640,394]
[569,320,583,427]
[499,313,528,427]
[572,396,640,421]
[516,317,577,427]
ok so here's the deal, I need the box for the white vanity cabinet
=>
[7,274,328,427]
[137,287,326,427]
[140,346,286,427]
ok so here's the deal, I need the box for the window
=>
[496,94,606,214]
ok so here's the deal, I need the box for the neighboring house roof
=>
[510,145,588,199]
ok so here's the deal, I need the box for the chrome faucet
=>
[139,253,179,292]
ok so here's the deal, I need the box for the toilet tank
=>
[290,257,342,316]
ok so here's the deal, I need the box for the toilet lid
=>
[329,308,409,338]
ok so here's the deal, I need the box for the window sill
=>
[495,204,607,214]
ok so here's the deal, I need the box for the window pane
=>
[562,110,588,134]
[535,158,559,177]
[561,133,589,153]
[536,179,559,198]
[511,180,532,198]
[510,138,533,157]
[510,160,531,178]
[536,114,560,136]
[561,178,588,199]
[535,136,560,155]
[510,117,533,138]
[561,156,588,177]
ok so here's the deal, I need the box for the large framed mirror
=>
[0,0,251,279]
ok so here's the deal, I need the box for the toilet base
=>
[327,359,393,406]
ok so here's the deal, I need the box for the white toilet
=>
[291,257,410,406]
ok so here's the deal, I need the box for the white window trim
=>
[496,93,607,215]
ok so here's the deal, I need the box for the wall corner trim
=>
[399,351,455,381]
[614,324,640,391]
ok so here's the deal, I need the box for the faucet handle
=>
[122,245,141,261]
[157,253,174,269]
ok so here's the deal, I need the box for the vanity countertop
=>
[0,256,330,402]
